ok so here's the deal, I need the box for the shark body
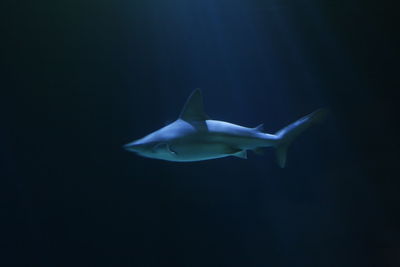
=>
[124,89,326,167]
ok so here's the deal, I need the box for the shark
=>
[124,89,327,167]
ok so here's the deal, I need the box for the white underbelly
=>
[170,142,234,162]
[164,131,276,162]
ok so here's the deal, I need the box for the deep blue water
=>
[4,0,399,266]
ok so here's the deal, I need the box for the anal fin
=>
[233,150,247,159]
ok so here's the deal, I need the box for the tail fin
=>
[275,108,328,168]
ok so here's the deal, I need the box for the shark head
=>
[123,89,208,161]
[123,125,178,160]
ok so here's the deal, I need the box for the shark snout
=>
[123,143,134,152]
[123,141,144,152]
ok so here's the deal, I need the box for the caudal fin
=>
[275,108,328,168]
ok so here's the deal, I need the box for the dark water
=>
[4,0,399,266]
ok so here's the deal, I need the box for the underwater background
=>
[3,0,399,266]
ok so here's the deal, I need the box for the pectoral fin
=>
[222,146,247,159]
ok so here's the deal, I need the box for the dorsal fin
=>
[179,89,210,121]
[253,123,264,132]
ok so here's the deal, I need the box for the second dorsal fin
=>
[179,89,210,121]
[253,123,264,132]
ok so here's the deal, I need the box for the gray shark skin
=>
[124,89,327,167]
